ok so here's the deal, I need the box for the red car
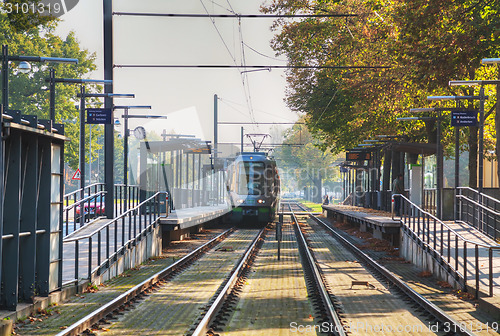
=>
[75,195,105,219]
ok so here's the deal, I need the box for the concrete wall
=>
[93,224,162,285]
[400,230,460,289]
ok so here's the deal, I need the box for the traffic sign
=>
[72,169,81,180]
[87,108,112,124]
[451,110,478,127]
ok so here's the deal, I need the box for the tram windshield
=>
[237,161,265,195]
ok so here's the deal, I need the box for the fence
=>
[457,187,500,242]
[62,184,141,237]
[62,192,165,284]
[114,184,141,217]
[395,194,500,298]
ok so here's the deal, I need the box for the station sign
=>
[451,110,478,127]
[346,151,371,161]
[86,108,112,124]
[185,147,211,154]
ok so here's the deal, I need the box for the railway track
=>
[285,200,475,336]
[53,228,266,336]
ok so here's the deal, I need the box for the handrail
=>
[393,194,500,249]
[64,183,105,199]
[63,191,106,211]
[456,194,500,216]
[457,186,500,205]
[63,192,164,242]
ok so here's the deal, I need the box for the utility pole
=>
[241,126,244,153]
[214,94,218,160]
[104,0,114,218]
[214,94,218,204]
[79,85,86,201]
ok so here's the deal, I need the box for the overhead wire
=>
[199,0,258,133]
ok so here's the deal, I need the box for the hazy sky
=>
[55,0,298,149]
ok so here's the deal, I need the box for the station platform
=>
[159,204,231,230]
[322,204,401,244]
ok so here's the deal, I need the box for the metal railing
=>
[63,191,106,237]
[63,184,142,237]
[63,183,105,208]
[393,194,500,298]
[114,184,140,217]
[457,187,500,242]
[423,188,437,216]
[62,192,166,285]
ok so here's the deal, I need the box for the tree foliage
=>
[262,0,500,187]
[0,10,100,170]
[274,118,341,198]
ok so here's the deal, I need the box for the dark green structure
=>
[0,108,66,310]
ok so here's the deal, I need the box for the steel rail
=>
[191,227,266,336]
[54,228,235,336]
[295,201,475,336]
[289,205,346,336]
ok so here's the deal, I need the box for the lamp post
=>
[426,95,484,220]
[448,80,500,193]
[2,44,78,115]
[48,76,131,201]
[76,93,134,204]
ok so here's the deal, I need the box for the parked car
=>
[75,195,105,219]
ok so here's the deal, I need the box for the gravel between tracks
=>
[220,223,317,336]
[302,217,437,335]
[319,216,500,336]
[14,228,227,336]
[95,229,259,336]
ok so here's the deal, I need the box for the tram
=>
[226,152,280,224]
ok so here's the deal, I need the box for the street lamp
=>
[426,95,485,219]
[48,77,133,202]
[2,45,79,114]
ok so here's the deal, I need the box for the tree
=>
[274,119,341,202]
[0,10,99,171]
[263,0,500,188]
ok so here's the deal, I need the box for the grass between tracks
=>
[297,199,323,212]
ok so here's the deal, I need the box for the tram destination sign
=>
[86,108,112,124]
[346,151,371,161]
[451,110,478,127]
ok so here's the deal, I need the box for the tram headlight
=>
[237,199,244,204]
[257,199,265,204]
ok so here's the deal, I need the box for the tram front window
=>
[237,162,265,196]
